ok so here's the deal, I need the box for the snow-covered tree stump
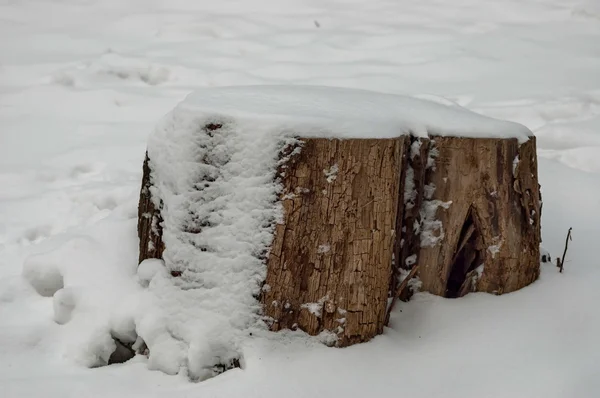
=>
[136,86,541,358]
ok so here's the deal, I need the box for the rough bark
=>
[262,138,408,346]
[400,136,541,297]
[137,152,164,264]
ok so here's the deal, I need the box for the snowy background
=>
[1,0,600,396]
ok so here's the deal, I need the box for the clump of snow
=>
[318,244,331,254]
[53,288,76,325]
[426,143,439,170]
[317,330,339,347]
[420,200,452,248]
[301,303,322,317]
[410,140,422,159]
[323,164,339,183]
[397,268,422,293]
[475,264,485,278]
[487,244,501,259]
[540,245,552,263]
[405,254,417,267]
[137,258,167,288]
[300,296,329,318]
[513,154,520,176]
[182,86,533,142]
[408,276,423,293]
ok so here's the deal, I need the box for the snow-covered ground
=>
[1,0,600,396]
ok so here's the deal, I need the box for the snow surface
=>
[181,85,533,141]
[2,0,600,397]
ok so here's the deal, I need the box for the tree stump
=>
[138,129,541,348]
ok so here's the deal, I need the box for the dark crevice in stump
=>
[446,208,484,298]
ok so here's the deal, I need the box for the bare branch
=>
[558,227,572,273]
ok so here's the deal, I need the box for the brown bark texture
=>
[138,152,164,264]
[261,138,408,347]
[401,136,541,298]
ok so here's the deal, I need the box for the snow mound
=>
[51,53,171,88]
[141,103,299,380]
[18,216,141,368]
[181,85,533,141]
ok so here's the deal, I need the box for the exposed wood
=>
[398,138,430,271]
[458,267,481,297]
[262,138,408,346]
[137,152,164,264]
[401,137,541,297]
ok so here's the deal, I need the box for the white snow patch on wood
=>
[513,155,520,176]
[487,244,501,258]
[318,244,331,254]
[300,296,329,318]
[410,140,422,159]
[404,166,416,209]
[323,164,339,183]
[420,200,452,248]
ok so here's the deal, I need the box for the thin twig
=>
[384,265,420,326]
[559,227,572,273]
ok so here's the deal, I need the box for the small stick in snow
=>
[558,227,572,273]
[384,265,420,326]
